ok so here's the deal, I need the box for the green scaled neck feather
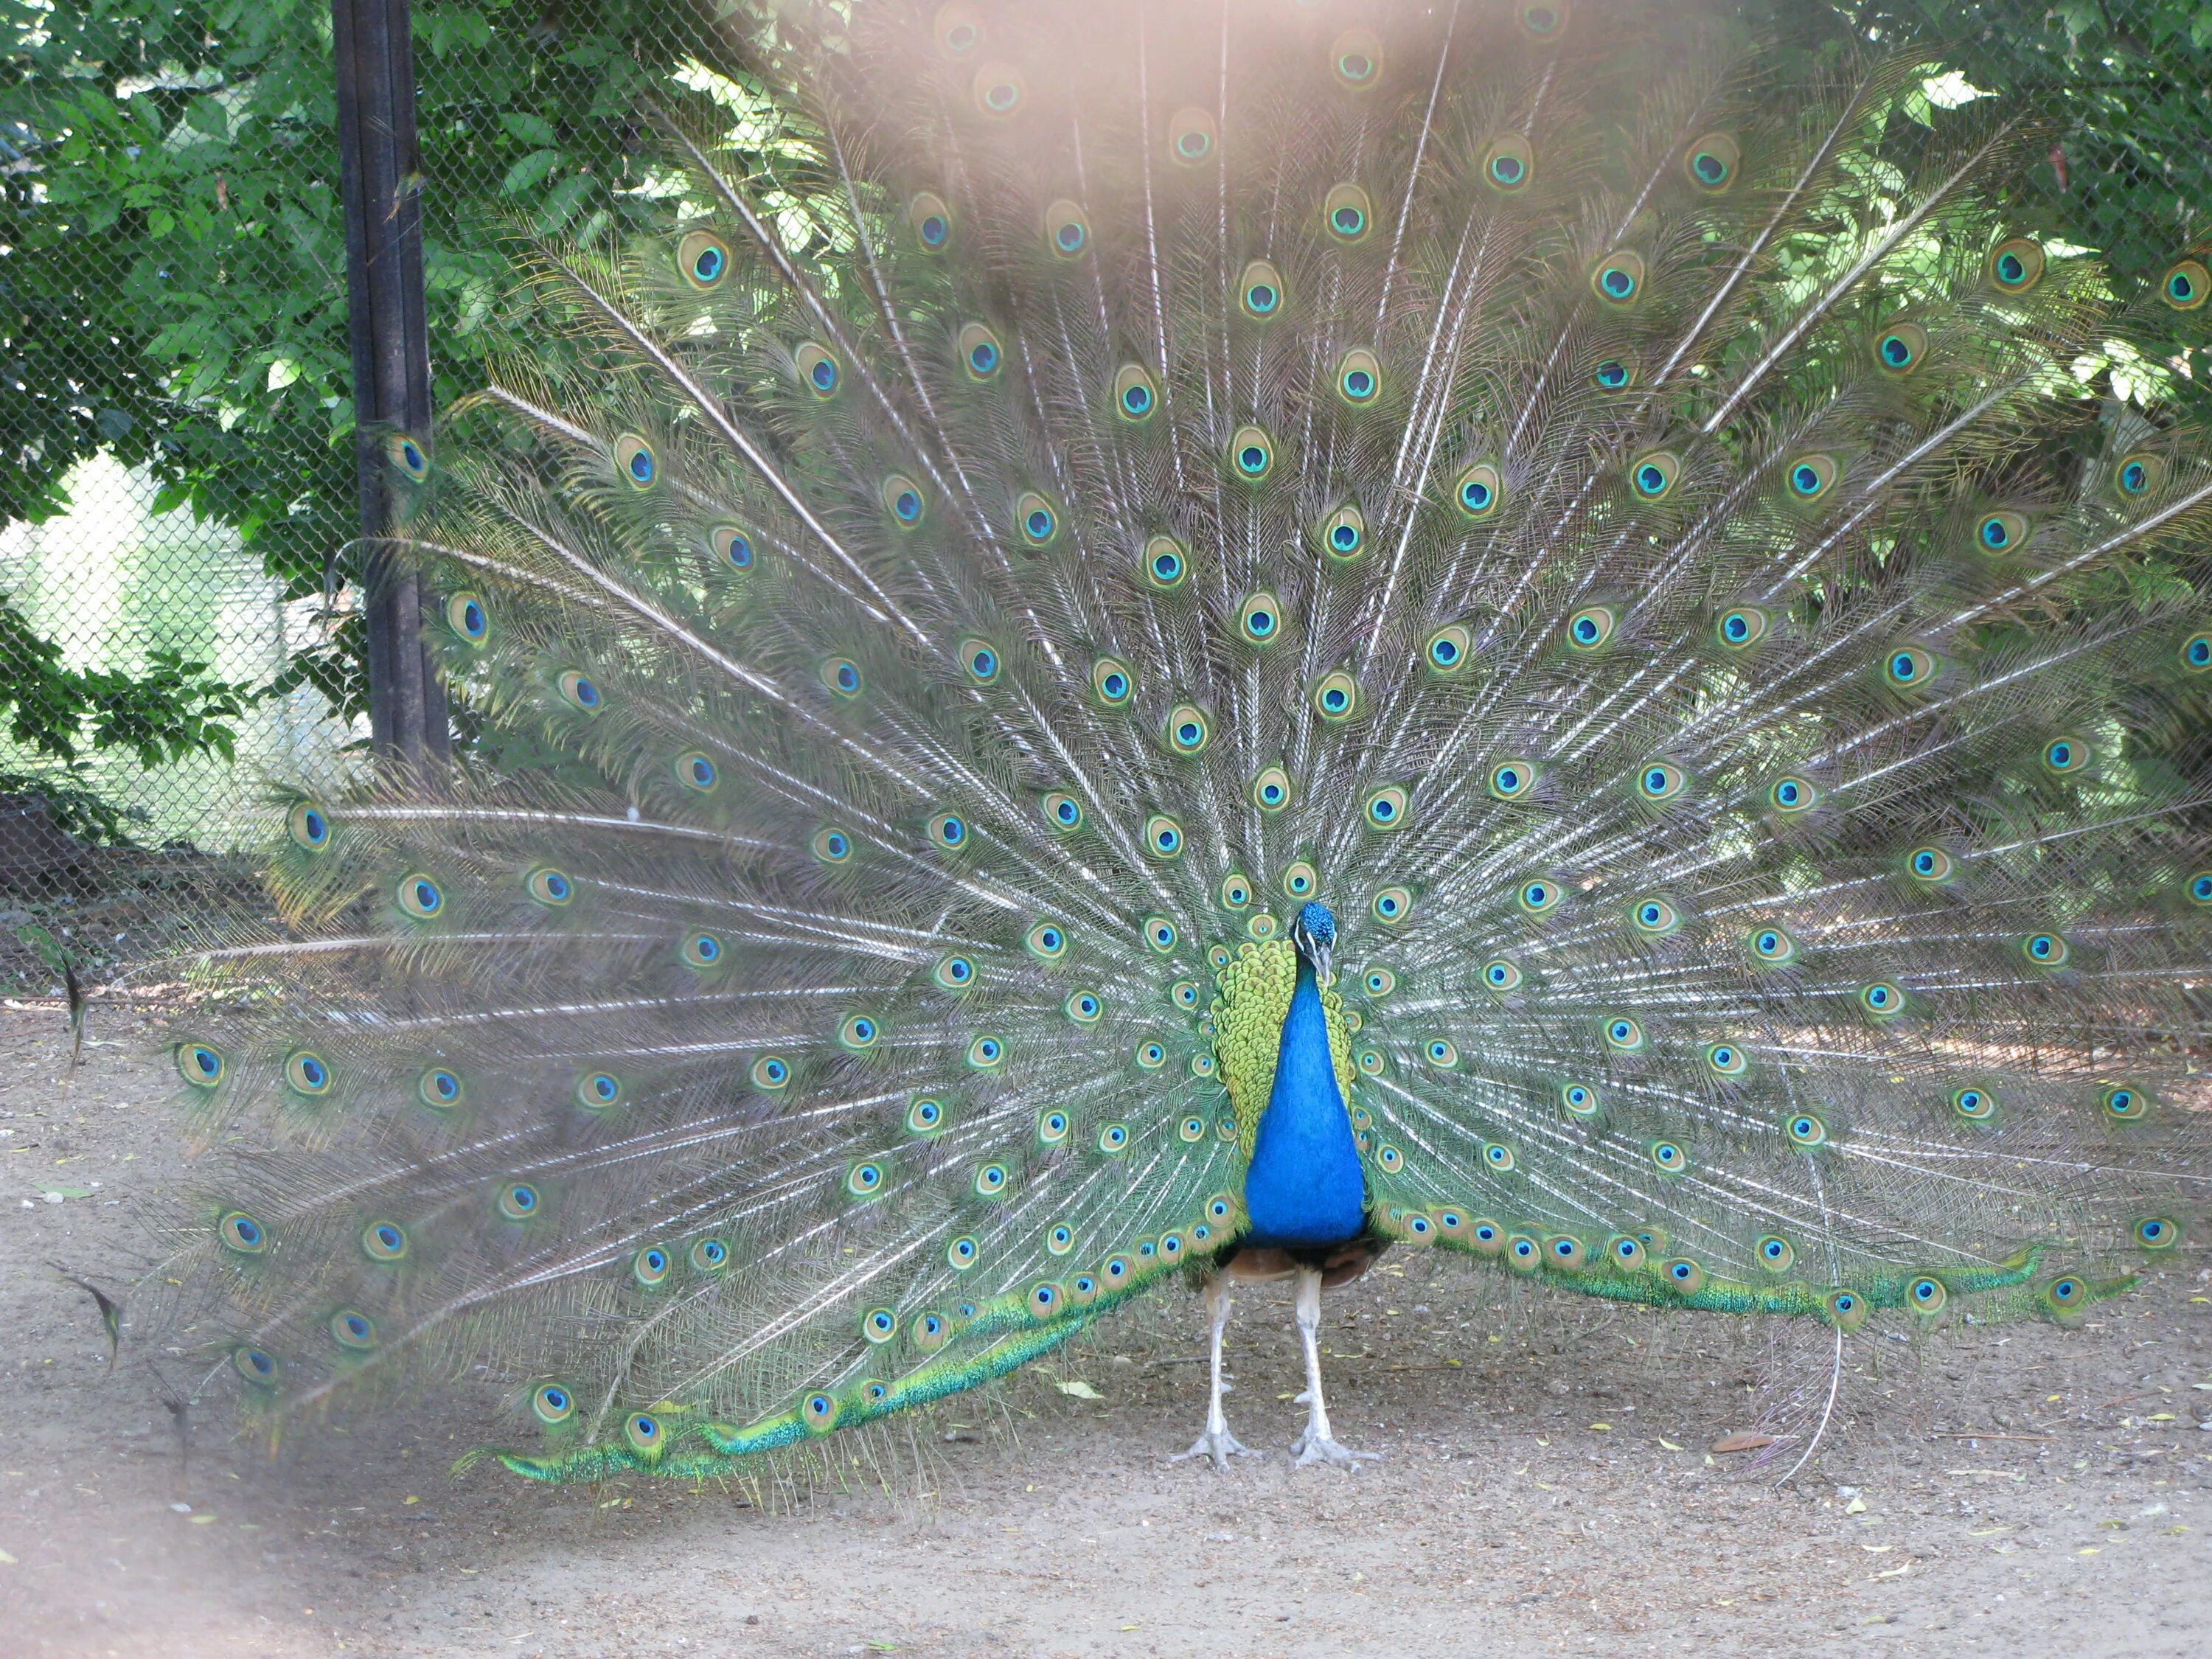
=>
[130,0,2210,1486]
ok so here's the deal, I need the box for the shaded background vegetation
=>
[0,0,2204,878]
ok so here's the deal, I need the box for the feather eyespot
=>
[1040,791,1084,834]
[1371,886,1411,925]
[1144,915,1178,953]
[526,1389,575,1433]
[1312,669,1360,721]
[690,1237,729,1272]
[750,1055,790,1091]
[284,1048,333,1095]
[287,800,332,850]
[932,953,975,992]
[576,1071,622,1110]
[1483,134,1534,192]
[1425,622,1474,675]
[1905,845,1955,883]
[933,3,983,54]
[973,63,1025,117]
[1683,132,1739,192]
[234,1348,279,1386]
[2101,1083,2148,1121]
[967,1034,1004,1070]
[1329,28,1383,89]
[1590,251,1646,305]
[1784,1112,1827,1147]
[498,1183,541,1220]
[1065,990,1102,1026]
[1026,920,1069,961]
[445,591,487,642]
[1453,463,1503,520]
[789,344,841,400]
[396,874,444,919]
[1229,425,1276,481]
[386,431,431,480]
[2161,258,2209,311]
[1882,646,1935,690]
[1629,449,1680,500]
[1239,260,1285,321]
[841,1014,880,1051]
[1517,878,1561,915]
[553,669,603,714]
[908,192,952,251]
[1165,704,1212,757]
[1143,534,1190,591]
[1950,1085,1996,1121]
[677,752,717,792]
[881,473,925,526]
[2115,451,2165,498]
[1987,237,2045,292]
[1220,872,1253,910]
[1043,198,1088,257]
[846,1162,888,1202]
[330,1310,377,1350]
[217,1210,267,1253]
[1142,814,1184,859]
[1769,776,1816,815]
[1602,1015,1644,1052]
[1167,108,1217,165]
[675,229,730,289]
[1091,657,1135,707]
[633,1245,672,1286]
[1112,364,1158,422]
[1756,1235,1795,1272]
[1319,504,1368,561]
[1874,321,1928,374]
[1323,183,1373,243]
[1518,2,1570,38]
[1281,861,1319,900]
[1636,762,1687,803]
[1335,349,1381,406]
[1703,1043,1748,1079]
[957,322,1003,380]
[418,1067,462,1108]
[1784,453,1839,501]
[1975,510,2028,554]
[1364,785,1409,830]
[1487,759,1537,800]
[1747,926,1798,965]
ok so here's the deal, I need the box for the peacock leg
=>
[1289,1265,1377,1467]
[1171,1275,1261,1467]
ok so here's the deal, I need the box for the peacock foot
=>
[1290,1430,1378,1467]
[1172,1428,1264,1468]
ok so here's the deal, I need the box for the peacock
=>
[138,0,2212,1484]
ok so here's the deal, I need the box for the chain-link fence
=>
[3,0,2206,991]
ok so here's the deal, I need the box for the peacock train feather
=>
[137,0,2212,1481]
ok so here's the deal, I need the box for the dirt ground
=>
[5,1001,2212,1659]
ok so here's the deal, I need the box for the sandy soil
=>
[5,1000,2211,1659]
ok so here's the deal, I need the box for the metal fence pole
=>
[332,0,450,767]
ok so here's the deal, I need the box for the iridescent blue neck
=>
[1239,959,1367,1248]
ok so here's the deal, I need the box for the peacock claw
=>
[1172,1429,1263,1468]
[1290,1431,1378,1467]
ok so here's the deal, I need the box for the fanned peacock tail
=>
[141,0,2212,1484]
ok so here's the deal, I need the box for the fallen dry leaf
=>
[1709,1431,1778,1455]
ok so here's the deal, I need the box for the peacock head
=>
[1292,901,1337,983]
